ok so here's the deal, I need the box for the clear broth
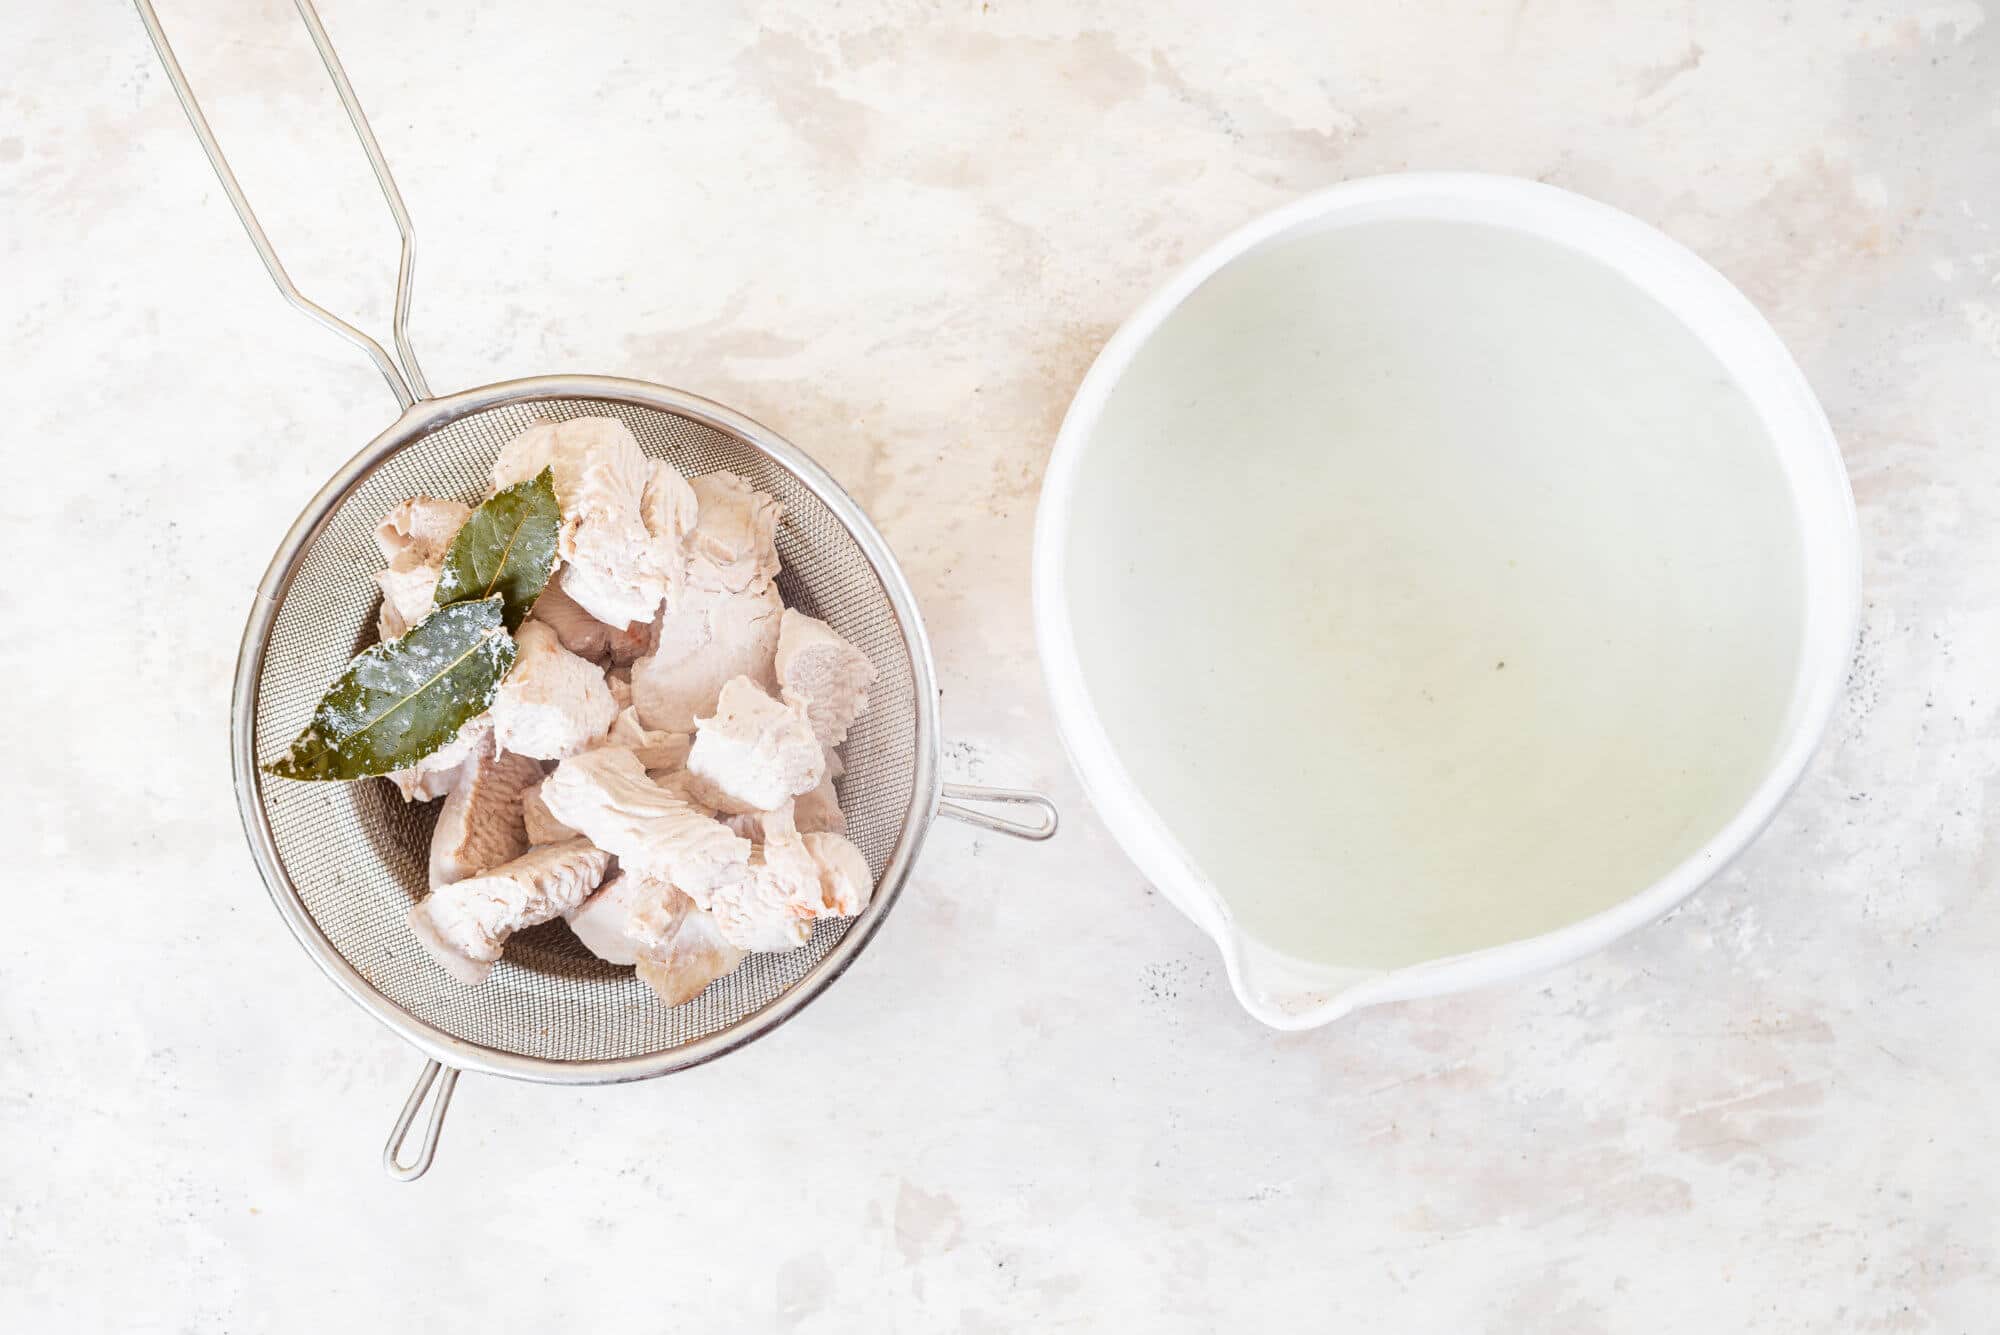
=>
[1065,221,1806,970]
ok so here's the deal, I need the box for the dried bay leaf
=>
[433,466,560,630]
[264,595,516,781]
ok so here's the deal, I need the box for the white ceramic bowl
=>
[1034,173,1859,1028]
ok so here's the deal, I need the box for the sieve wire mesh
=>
[250,395,923,1063]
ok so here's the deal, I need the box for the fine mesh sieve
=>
[142,0,1055,1180]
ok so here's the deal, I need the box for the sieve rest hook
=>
[937,783,1059,841]
[383,1059,459,1182]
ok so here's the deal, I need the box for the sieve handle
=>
[133,0,431,408]
[938,783,1059,841]
[383,1058,459,1182]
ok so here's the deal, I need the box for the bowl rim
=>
[1032,171,1861,1028]
[232,373,941,1082]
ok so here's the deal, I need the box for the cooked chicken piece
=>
[804,831,873,917]
[606,608,660,667]
[705,827,874,948]
[563,865,731,973]
[563,868,653,965]
[643,459,700,552]
[591,706,692,772]
[388,761,455,803]
[528,579,615,662]
[531,570,664,662]
[427,739,545,887]
[372,497,471,641]
[630,583,782,732]
[659,775,797,837]
[635,901,744,1005]
[566,870,745,1003]
[385,714,493,802]
[606,666,633,710]
[521,777,579,846]
[722,800,796,842]
[375,555,440,641]
[408,838,610,985]
[640,459,699,603]
[490,417,677,629]
[685,471,782,595]
[610,761,864,947]
[793,755,846,834]
[491,620,619,760]
[775,610,877,747]
[549,558,648,637]
[539,747,750,899]
[686,676,825,815]
[375,496,472,565]
[646,766,713,809]
[705,836,820,951]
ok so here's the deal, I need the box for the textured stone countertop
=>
[4,1,1996,1329]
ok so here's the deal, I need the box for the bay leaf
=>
[432,466,560,630]
[264,595,516,781]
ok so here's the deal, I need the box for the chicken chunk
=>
[793,756,846,834]
[564,869,743,1007]
[375,496,472,565]
[385,714,493,802]
[644,459,700,546]
[375,556,440,641]
[686,676,825,815]
[721,800,796,842]
[606,666,633,710]
[705,836,820,951]
[521,777,578,845]
[490,417,685,628]
[775,610,877,748]
[408,838,611,985]
[427,739,545,887]
[564,868,654,965]
[697,820,874,951]
[641,459,699,601]
[685,471,782,595]
[630,583,782,732]
[550,560,649,638]
[491,620,619,760]
[635,900,744,1006]
[703,831,861,943]
[804,831,873,917]
[645,766,713,809]
[606,611,660,667]
[591,706,692,772]
[531,579,663,670]
[538,747,750,899]
[372,497,470,641]
[528,579,615,662]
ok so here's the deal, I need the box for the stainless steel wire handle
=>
[134,0,429,407]
[938,784,1060,840]
[383,1060,458,1181]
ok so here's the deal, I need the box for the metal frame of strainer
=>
[139,0,1057,1179]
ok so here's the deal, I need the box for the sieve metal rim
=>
[230,374,942,1086]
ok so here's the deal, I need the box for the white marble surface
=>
[5,0,1998,1329]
